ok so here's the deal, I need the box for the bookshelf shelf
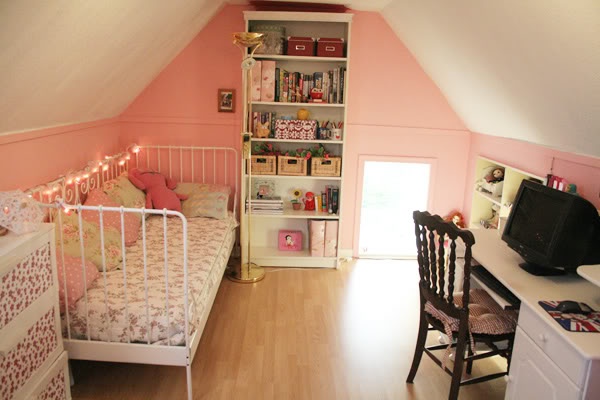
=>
[242,10,351,269]
[252,101,344,108]
[252,138,343,144]
[246,174,342,181]
[249,208,339,219]
[254,54,347,63]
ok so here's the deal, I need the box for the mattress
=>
[62,214,236,345]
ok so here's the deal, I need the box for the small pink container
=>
[278,230,302,251]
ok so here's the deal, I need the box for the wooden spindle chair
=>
[406,211,517,400]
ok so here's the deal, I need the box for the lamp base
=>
[228,262,266,283]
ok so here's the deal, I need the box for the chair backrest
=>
[413,210,475,319]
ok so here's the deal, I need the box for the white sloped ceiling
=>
[382,0,600,157]
[1,0,598,159]
[0,0,226,135]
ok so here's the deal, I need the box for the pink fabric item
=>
[56,254,99,313]
[128,168,188,212]
[82,189,140,246]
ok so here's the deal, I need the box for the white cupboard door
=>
[506,328,580,400]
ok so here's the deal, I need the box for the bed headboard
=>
[26,144,239,218]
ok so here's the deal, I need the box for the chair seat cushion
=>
[425,289,517,336]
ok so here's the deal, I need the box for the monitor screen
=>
[502,180,600,275]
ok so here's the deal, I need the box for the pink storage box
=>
[275,119,317,140]
[278,230,302,251]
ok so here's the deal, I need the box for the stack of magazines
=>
[246,196,284,215]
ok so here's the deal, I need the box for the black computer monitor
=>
[501,180,600,276]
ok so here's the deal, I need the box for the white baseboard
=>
[338,248,353,260]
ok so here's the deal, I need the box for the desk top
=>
[578,265,600,288]
[470,228,600,359]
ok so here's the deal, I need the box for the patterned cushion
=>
[182,192,229,219]
[56,254,99,312]
[82,189,141,246]
[175,182,232,197]
[425,289,517,335]
[102,174,146,211]
[56,212,123,272]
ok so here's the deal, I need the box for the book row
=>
[251,60,346,104]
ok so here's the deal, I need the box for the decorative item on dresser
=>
[23,144,239,400]
[0,224,71,400]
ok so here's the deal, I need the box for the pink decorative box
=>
[275,119,317,140]
[278,230,302,251]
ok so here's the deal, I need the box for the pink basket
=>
[278,230,302,251]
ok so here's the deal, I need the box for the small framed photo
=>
[218,89,235,112]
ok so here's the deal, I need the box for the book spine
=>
[321,191,327,212]
[274,67,280,102]
[332,187,339,214]
[283,72,289,103]
[260,60,276,102]
[299,73,304,102]
[251,61,262,102]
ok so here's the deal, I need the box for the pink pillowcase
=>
[82,189,141,246]
[56,254,99,312]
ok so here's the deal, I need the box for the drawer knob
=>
[538,333,548,342]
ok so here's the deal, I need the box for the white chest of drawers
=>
[0,224,71,400]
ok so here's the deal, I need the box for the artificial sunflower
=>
[291,188,303,200]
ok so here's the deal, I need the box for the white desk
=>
[471,228,600,400]
[578,265,600,288]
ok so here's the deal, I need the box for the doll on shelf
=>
[485,167,505,183]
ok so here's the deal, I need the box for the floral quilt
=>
[62,214,236,345]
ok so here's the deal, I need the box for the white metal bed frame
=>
[26,145,239,400]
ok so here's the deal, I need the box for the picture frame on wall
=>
[218,89,235,112]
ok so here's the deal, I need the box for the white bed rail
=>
[25,145,239,400]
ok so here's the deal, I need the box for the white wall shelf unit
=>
[470,156,544,230]
[241,10,352,268]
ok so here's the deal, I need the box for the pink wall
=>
[463,133,600,219]
[342,12,469,251]
[119,5,244,150]
[0,119,121,191]
[120,6,471,253]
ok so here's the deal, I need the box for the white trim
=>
[244,11,354,23]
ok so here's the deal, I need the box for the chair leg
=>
[406,306,429,383]
[466,341,474,375]
[448,325,468,400]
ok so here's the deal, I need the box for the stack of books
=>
[246,196,284,215]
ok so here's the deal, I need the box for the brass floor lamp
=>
[228,32,266,283]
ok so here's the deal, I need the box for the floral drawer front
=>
[0,308,58,399]
[36,370,67,400]
[0,242,53,329]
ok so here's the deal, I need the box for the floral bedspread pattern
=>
[62,214,236,345]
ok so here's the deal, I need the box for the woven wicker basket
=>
[277,156,308,176]
[250,155,277,175]
[310,157,341,177]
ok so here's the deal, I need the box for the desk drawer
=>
[518,302,587,387]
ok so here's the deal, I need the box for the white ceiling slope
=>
[0,0,226,135]
[1,0,598,159]
[383,0,600,158]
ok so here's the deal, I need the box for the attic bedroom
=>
[0,1,599,399]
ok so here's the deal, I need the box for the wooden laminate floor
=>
[70,259,506,400]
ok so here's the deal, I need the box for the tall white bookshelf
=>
[240,11,352,268]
